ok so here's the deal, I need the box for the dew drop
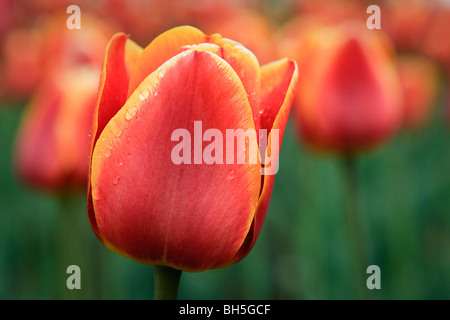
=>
[104,148,112,158]
[125,106,138,121]
[227,170,235,180]
[158,69,165,79]
[139,89,149,101]
[112,175,120,185]
[153,90,160,97]
[113,126,122,137]
[118,158,124,166]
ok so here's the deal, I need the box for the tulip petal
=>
[91,50,261,271]
[232,58,298,262]
[127,26,206,96]
[177,39,262,130]
[89,33,143,150]
[88,33,142,243]
[221,44,261,131]
[259,58,298,133]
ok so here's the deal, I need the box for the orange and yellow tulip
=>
[87,26,298,272]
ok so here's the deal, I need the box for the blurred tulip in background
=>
[397,54,440,130]
[283,21,403,154]
[13,15,113,192]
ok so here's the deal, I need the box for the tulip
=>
[421,6,450,73]
[14,67,100,191]
[284,21,403,298]
[87,26,297,297]
[397,54,439,130]
[13,15,113,191]
[290,22,403,154]
[383,0,432,52]
[0,27,43,100]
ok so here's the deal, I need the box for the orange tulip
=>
[87,26,298,272]
[290,22,403,154]
[397,54,439,130]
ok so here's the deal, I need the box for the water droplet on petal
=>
[139,89,149,101]
[118,158,124,166]
[158,69,165,79]
[113,126,122,137]
[112,176,120,185]
[227,170,235,180]
[125,106,138,121]
[105,148,112,158]
[153,90,160,97]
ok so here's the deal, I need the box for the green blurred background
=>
[1,95,449,299]
[1,0,450,300]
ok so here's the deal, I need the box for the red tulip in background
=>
[13,15,112,191]
[0,27,43,100]
[397,55,440,130]
[286,21,403,154]
[446,88,450,127]
[383,0,432,52]
[87,26,298,272]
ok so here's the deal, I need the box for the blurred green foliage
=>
[1,93,449,299]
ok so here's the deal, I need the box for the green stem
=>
[154,265,182,300]
[57,193,82,299]
[342,155,369,299]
